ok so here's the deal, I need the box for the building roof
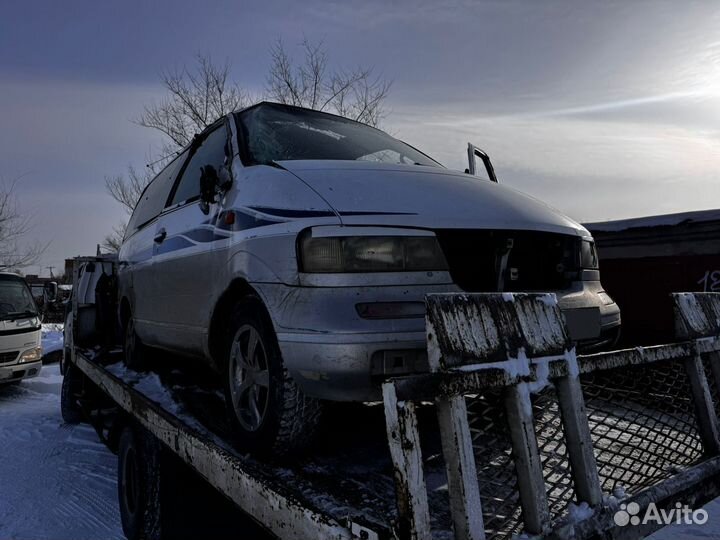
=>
[584,208,720,233]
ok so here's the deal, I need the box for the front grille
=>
[434,229,580,292]
[0,351,19,364]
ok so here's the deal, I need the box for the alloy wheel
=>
[228,324,270,432]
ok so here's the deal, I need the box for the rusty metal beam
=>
[683,350,720,455]
[553,357,603,507]
[673,292,720,340]
[504,382,550,534]
[436,396,485,540]
[576,342,693,374]
[382,382,432,540]
[426,293,570,370]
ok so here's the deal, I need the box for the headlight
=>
[299,231,448,273]
[580,240,599,269]
[19,347,42,364]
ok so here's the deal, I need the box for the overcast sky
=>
[2,0,719,275]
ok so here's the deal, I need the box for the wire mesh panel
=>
[581,359,704,497]
[532,387,576,522]
[466,387,577,540]
[466,390,521,540]
[463,359,707,539]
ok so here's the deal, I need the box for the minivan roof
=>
[235,101,382,130]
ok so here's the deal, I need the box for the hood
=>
[0,316,41,353]
[278,161,588,237]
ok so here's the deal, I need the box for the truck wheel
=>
[61,363,84,424]
[124,317,147,371]
[118,425,162,540]
[223,297,322,457]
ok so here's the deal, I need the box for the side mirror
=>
[199,165,232,214]
[199,164,233,213]
[199,165,219,206]
[467,143,498,183]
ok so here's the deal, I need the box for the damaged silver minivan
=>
[118,102,620,453]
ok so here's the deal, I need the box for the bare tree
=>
[138,54,253,159]
[105,165,154,216]
[103,42,391,250]
[101,224,126,253]
[103,56,253,252]
[266,38,391,127]
[0,180,45,270]
[102,166,153,252]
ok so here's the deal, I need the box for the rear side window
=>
[126,152,188,235]
[169,126,228,207]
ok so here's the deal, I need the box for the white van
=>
[118,102,620,453]
[0,273,42,385]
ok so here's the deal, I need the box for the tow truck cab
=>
[0,273,42,384]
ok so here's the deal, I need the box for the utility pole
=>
[47,266,55,278]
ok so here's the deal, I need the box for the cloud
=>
[0,77,165,272]
[389,105,720,222]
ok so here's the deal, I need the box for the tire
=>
[61,363,84,424]
[118,425,162,540]
[223,296,322,457]
[124,316,148,371]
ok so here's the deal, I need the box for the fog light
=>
[356,302,425,319]
[18,347,42,364]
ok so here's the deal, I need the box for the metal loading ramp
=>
[383,292,720,540]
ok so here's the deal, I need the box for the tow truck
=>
[62,256,720,539]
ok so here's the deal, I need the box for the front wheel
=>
[223,297,322,457]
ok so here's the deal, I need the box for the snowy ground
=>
[0,365,123,540]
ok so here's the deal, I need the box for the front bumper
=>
[257,280,620,402]
[0,360,41,383]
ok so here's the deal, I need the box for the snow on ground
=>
[41,324,64,357]
[0,364,123,540]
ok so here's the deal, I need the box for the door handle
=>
[154,229,167,244]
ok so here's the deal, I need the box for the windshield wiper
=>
[0,310,39,321]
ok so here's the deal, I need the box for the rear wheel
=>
[61,363,84,424]
[118,425,162,540]
[124,317,148,371]
[223,297,322,456]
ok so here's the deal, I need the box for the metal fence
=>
[383,292,720,540]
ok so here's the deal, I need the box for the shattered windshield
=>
[238,103,441,167]
[0,278,38,319]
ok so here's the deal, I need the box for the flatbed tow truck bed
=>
[64,256,720,540]
[69,347,451,540]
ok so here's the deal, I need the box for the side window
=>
[126,151,188,236]
[169,126,228,207]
